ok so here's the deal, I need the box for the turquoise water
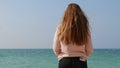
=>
[0,49,119,68]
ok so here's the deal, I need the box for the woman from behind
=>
[53,3,93,68]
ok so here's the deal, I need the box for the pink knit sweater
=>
[53,25,93,61]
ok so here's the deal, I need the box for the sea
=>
[0,49,119,68]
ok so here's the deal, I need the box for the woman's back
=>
[53,25,93,61]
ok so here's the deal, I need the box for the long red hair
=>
[58,3,90,46]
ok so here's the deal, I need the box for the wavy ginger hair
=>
[58,3,90,46]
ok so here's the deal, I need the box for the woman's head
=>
[58,3,90,46]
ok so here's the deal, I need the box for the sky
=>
[0,0,120,49]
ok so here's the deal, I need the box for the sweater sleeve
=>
[85,33,94,57]
[53,26,61,56]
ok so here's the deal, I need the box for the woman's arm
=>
[53,26,61,56]
[85,33,94,57]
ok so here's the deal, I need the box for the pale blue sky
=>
[0,0,120,49]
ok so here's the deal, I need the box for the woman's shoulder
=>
[57,24,61,28]
[56,24,61,31]
[54,24,61,34]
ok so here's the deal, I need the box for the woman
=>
[53,3,93,68]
